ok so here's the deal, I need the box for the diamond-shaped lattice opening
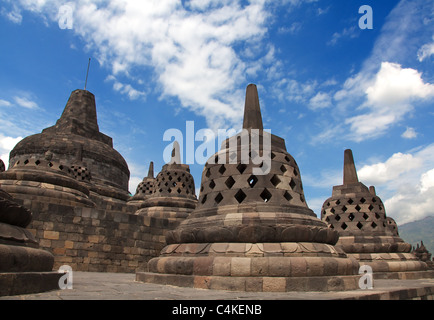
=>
[363,212,369,220]
[218,165,226,175]
[177,188,182,194]
[330,208,335,214]
[35,160,40,165]
[375,212,381,219]
[247,175,258,188]
[342,205,348,212]
[335,214,341,221]
[372,197,377,203]
[360,197,366,204]
[234,189,246,203]
[289,179,296,190]
[284,155,291,163]
[167,188,172,193]
[371,221,377,229]
[201,194,207,204]
[177,177,182,182]
[341,222,348,230]
[209,180,216,189]
[379,206,383,211]
[293,168,298,176]
[172,182,177,187]
[325,216,330,222]
[24,159,29,165]
[164,182,169,187]
[355,204,361,212]
[283,190,292,202]
[270,175,281,187]
[326,202,330,207]
[168,176,173,181]
[260,188,272,203]
[347,198,354,204]
[205,168,211,178]
[357,222,364,230]
[225,176,235,189]
[348,213,355,221]
[280,165,287,173]
[336,200,341,205]
[237,163,247,174]
[215,193,224,204]
[271,152,276,160]
[368,204,374,211]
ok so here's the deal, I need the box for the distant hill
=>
[398,216,434,256]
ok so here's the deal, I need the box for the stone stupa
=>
[2,89,130,205]
[0,158,62,296]
[134,142,198,253]
[128,162,156,207]
[137,84,360,292]
[321,149,429,278]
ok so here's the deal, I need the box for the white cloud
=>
[365,62,434,106]
[327,26,359,46]
[357,144,434,224]
[417,37,434,62]
[12,0,274,129]
[0,135,23,169]
[330,0,434,143]
[309,92,332,110]
[344,62,434,141]
[1,5,23,24]
[13,96,39,109]
[0,99,12,107]
[402,127,417,139]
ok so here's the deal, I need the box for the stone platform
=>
[1,272,433,300]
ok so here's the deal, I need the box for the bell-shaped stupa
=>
[137,84,360,292]
[321,149,428,276]
[4,89,130,204]
[128,162,156,206]
[135,142,197,252]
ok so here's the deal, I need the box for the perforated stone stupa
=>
[321,149,428,276]
[4,89,130,204]
[128,162,156,206]
[135,142,197,234]
[137,84,360,292]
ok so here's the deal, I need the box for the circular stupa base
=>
[136,272,361,292]
[137,241,361,292]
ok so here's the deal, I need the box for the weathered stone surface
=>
[321,149,428,274]
[140,84,360,292]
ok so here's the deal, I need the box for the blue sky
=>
[1,0,433,226]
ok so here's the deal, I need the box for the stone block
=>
[262,277,286,292]
[43,231,59,240]
[231,257,251,276]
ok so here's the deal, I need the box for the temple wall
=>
[13,197,179,273]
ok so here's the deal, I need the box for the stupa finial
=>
[169,141,181,164]
[242,84,263,130]
[343,149,359,185]
[147,162,154,179]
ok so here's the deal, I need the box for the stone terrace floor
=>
[1,272,434,300]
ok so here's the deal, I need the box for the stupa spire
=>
[242,84,263,130]
[147,162,154,179]
[343,149,359,184]
[169,141,181,165]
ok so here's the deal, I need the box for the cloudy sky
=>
[0,0,433,226]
